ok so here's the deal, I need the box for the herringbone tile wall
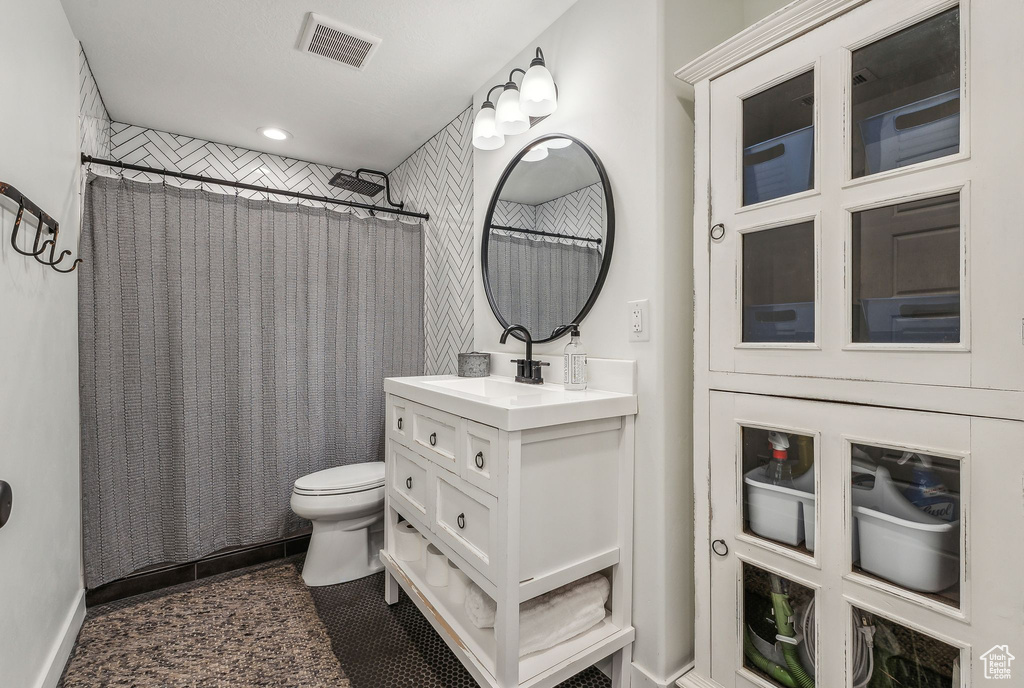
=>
[389,108,475,375]
[492,183,604,244]
[79,46,111,161]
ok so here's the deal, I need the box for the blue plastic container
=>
[743,301,814,343]
[742,126,814,206]
[860,294,960,343]
[859,90,960,175]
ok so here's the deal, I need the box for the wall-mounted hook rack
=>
[1,181,82,274]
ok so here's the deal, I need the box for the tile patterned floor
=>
[69,556,611,688]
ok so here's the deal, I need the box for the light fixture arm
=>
[484,84,505,106]
[507,67,527,83]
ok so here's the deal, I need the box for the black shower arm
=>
[353,169,404,211]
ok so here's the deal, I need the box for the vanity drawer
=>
[387,396,411,447]
[460,420,504,495]
[409,402,459,471]
[433,472,498,581]
[388,443,432,524]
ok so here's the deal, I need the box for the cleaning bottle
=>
[563,324,587,390]
[899,452,957,521]
[765,432,795,488]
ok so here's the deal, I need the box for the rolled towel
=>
[463,573,611,657]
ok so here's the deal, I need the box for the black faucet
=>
[500,324,549,384]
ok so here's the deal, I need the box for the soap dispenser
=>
[562,324,587,390]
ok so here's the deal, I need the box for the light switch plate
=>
[628,299,649,342]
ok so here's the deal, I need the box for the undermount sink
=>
[422,376,552,400]
[384,374,637,431]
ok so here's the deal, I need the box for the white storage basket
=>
[852,466,959,593]
[744,465,815,550]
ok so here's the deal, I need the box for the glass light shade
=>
[519,63,557,117]
[472,105,505,150]
[522,144,548,162]
[495,86,530,136]
[545,137,572,149]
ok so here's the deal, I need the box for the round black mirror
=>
[482,135,614,343]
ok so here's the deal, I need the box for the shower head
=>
[329,170,385,197]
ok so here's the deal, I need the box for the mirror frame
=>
[481,134,615,344]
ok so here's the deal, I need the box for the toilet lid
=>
[293,462,385,495]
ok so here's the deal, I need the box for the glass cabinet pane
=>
[742,427,815,553]
[743,70,815,205]
[743,221,815,343]
[851,194,960,344]
[743,564,816,686]
[851,443,961,607]
[850,606,960,686]
[851,8,961,178]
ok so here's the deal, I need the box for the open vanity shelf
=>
[382,360,637,688]
[678,1,1024,686]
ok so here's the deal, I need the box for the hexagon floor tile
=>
[309,571,612,688]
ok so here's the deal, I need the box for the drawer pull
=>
[406,477,413,489]
[429,432,437,447]
[397,417,403,430]
[457,512,466,529]
[475,451,484,469]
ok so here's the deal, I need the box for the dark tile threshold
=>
[86,531,311,607]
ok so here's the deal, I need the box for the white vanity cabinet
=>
[380,369,637,688]
[679,1,1024,687]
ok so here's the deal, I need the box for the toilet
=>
[290,461,386,587]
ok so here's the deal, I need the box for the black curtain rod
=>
[80,154,429,221]
[490,223,602,245]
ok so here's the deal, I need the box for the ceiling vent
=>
[298,13,381,71]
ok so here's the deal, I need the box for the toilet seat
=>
[293,462,385,496]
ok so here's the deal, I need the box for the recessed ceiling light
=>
[259,127,291,141]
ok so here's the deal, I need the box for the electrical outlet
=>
[628,299,649,342]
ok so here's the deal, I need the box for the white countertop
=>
[384,374,638,431]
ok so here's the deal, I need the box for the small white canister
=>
[425,544,449,587]
[394,521,423,562]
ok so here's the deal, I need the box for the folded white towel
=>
[464,573,611,657]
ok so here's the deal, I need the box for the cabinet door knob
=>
[712,539,729,557]
[475,451,484,469]
[429,432,437,447]
[406,477,412,489]
[457,513,466,529]
[397,417,403,430]
[710,223,725,241]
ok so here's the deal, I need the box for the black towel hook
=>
[34,225,81,273]
[9,205,49,257]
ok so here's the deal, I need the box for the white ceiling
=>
[499,143,601,205]
[62,0,576,171]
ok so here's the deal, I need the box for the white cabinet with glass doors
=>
[678,0,1024,686]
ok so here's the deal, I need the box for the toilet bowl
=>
[290,462,386,587]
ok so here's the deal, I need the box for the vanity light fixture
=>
[545,137,573,149]
[472,47,557,151]
[259,127,291,141]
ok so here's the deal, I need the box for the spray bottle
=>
[899,452,957,521]
[765,432,795,488]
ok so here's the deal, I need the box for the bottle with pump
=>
[898,452,957,521]
[765,432,794,488]
[563,325,587,391]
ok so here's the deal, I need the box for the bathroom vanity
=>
[381,356,637,688]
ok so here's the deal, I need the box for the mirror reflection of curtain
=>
[487,233,601,338]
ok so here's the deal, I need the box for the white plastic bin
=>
[852,466,959,593]
[744,465,815,550]
[859,89,960,175]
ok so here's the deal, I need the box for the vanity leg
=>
[384,570,400,605]
[611,644,632,688]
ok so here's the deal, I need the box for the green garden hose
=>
[743,627,799,688]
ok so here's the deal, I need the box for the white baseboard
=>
[36,589,85,688]
[631,660,693,688]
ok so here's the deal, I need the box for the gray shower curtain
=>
[79,175,424,587]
